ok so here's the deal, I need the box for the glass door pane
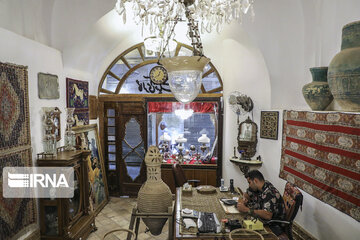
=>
[123,118,144,180]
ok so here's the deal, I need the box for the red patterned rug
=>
[0,62,37,239]
[280,110,360,221]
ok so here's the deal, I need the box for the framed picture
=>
[72,124,109,215]
[260,111,279,140]
[66,78,89,109]
[38,72,59,99]
[73,109,89,126]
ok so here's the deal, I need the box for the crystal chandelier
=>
[115,0,255,35]
[115,0,254,103]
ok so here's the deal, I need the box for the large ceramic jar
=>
[137,146,172,236]
[302,67,333,110]
[328,20,360,111]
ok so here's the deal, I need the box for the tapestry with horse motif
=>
[0,62,37,239]
[66,78,89,109]
[280,110,360,221]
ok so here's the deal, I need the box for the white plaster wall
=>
[0,27,65,162]
[0,27,64,239]
[236,1,360,239]
[0,27,97,239]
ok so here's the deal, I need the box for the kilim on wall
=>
[0,62,37,239]
[280,110,360,221]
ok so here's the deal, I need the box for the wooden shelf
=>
[230,157,263,175]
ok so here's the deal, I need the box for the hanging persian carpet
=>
[280,110,360,221]
[0,62,37,239]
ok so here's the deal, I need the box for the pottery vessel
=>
[302,67,333,110]
[328,20,360,111]
[137,146,172,236]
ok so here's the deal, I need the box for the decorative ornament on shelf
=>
[198,133,210,161]
[43,109,57,155]
[159,132,171,158]
[228,91,254,124]
[175,134,187,162]
[64,108,76,151]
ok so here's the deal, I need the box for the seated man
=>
[237,170,286,236]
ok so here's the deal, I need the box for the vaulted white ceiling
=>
[1,0,360,109]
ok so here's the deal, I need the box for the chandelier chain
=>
[185,7,203,56]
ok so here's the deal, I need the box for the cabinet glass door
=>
[44,206,58,236]
[69,167,82,221]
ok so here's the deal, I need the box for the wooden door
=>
[103,100,146,196]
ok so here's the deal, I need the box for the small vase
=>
[328,20,360,111]
[302,67,333,110]
[137,146,172,236]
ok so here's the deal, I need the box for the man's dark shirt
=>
[246,181,286,221]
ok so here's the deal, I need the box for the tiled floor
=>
[88,197,169,240]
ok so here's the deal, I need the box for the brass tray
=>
[196,185,217,194]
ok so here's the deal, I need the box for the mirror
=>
[237,117,258,159]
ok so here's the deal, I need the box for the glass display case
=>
[145,97,223,193]
[37,148,96,240]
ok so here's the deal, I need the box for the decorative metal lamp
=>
[160,1,210,103]
[159,132,171,158]
[198,133,210,160]
[175,134,187,162]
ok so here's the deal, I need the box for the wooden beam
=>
[121,56,131,69]
[203,68,215,78]
[174,44,181,57]
[108,71,121,82]
[207,87,223,93]
[201,84,206,93]
[100,88,115,94]
[138,46,145,61]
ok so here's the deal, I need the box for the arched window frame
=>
[98,41,223,96]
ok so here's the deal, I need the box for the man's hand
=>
[237,200,249,213]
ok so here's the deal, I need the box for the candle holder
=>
[64,108,76,151]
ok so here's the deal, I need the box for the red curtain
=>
[148,102,217,113]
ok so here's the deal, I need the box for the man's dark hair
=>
[245,170,265,181]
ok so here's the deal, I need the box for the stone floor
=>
[88,197,169,240]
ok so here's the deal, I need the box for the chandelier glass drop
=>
[115,0,255,35]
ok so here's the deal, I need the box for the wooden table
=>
[174,188,278,240]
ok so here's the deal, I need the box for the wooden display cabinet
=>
[37,148,97,240]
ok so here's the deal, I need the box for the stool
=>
[127,203,174,240]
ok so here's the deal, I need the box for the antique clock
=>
[149,65,168,84]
